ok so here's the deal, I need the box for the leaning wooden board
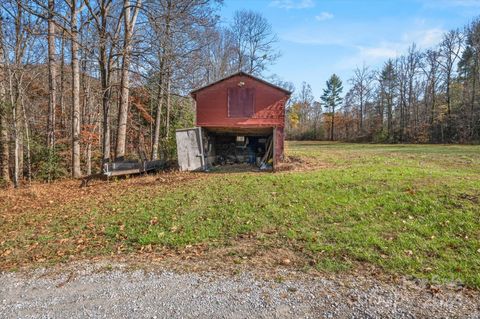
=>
[175,127,205,171]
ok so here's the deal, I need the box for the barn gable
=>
[191,72,290,129]
[190,71,292,98]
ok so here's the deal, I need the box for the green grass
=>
[1,141,480,288]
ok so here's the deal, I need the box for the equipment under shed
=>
[176,72,291,171]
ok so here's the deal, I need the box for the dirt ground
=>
[0,155,327,217]
[0,171,204,217]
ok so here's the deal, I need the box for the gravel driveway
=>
[1,263,479,318]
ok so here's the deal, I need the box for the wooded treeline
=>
[1,1,478,187]
[0,0,281,186]
[287,17,480,144]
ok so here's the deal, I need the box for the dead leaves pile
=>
[276,155,330,172]
[0,171,205,271]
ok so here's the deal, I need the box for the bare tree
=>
[150,60,164,160]
[46,0,57,150]
[378,59,397,138]
[422,49,441,129]
[84,0,123,164]
[459,19,480,139]
[2,0,41,186]
[297,81,314,127]
[230,10,280,75]
[145,0,220,158]
[349,64,374,133]
[115,0,142,161]
[200,27,236,82]
[0,16,11,186]
[67,0,82,178]
[439,29,463,116]
[80,49,100,176]
[59,20,67,137]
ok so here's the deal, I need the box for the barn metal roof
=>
[190,71,292,98]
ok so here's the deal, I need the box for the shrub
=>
[30,138,68,181]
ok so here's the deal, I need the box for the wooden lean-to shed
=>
[176,72,291,171]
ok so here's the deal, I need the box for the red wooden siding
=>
[192,73,290,163]
[227,87,255,118]
[194,74,288,128]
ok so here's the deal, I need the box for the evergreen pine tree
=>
[321,74,343,141]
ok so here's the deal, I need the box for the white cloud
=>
[336,27,445,70]
[357,45,399,59]
[269,0,315,9]
[402,28,445,48]
[335,43,401,70]
[358,27,445,58]
[283,24,444,50]
[315,12,334,21]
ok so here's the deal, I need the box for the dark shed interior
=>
[202,127,274,169]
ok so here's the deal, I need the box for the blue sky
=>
[220,0,480,99]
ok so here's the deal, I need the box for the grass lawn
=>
[1,141,480,288]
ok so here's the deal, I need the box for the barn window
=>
[228,87,255,118]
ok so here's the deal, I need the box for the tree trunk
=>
[471,57,478,138]
[21,94,31,182]
[115,36,130,161]
[164,5,172,141]
[100,40,111,164]
[47,0,56,149]
[86,142,92,175]
[16,108,23,182]
[330,107,335,141]
[9,74,23,186]
[431,81,436,128]
[91,0,115,165]
[446,71,451,116]
[0,96,9,186]
[387,95,392,137]
[59,26,66,137]
[151,68,164,160]
[71,0,82,178]
[165,71,171,139]
[0,108,9,186]
[101,88,111,164]
[0,17,11,186]
[359,92,363,132]
[11,91,20,188]
[115,0,141,161]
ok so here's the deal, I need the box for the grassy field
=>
[1,141,480,288]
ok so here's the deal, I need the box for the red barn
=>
[177,72,291,171]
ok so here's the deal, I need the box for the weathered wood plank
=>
[106,168,141,177]
[176,128,204,171]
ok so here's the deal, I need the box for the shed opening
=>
[202,127,274,170]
